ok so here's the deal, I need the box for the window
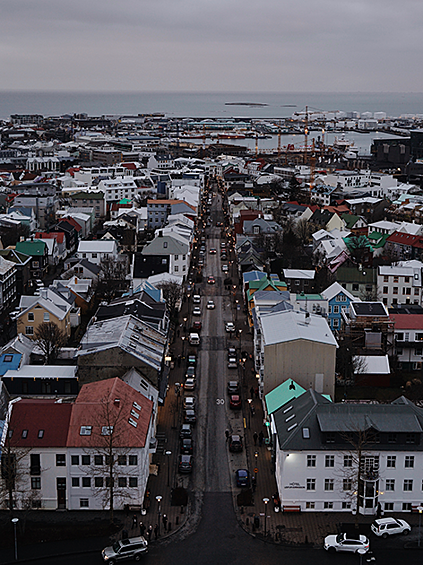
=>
[386,479,395,491]
[94,455,103,466]
[71,455,79,466]
[28,312,34,321]
[174,266,179,272]
[325,479,334,491]
[393,287,398,294]
[333,305,339,314]
[406,433,416,444]
[387,433,397,444]
[56,454,66,467]
[81,455,90,466]
[385,502,394,511]
[343,479,352,491]
[72,477,80,487]
[128,455,138,466]
[325,455,335,467]
[352,283,359,291]
[324,502,333,509]
[383,276,389,282]
[306,478,316,491]
[305,502,315,509]
[415,348,422,356]
[118,455,127,466]
[30,454,41,475]
[163,242,167,248]
[325,433,335,444]
[82,477,91,487]
[383,287,388,294]
[387,456,396,468]
[25,326,34,335]
[307,455,316,467]
[333,319,339,329]
[43,313,50,322]
[405,456,414,468]
[80,498,89,508]
[31,477,41,490]
[92,253,97,259]
[403,479,413,491]
[174,255,179,261]
[342,502,351,509]
[95,477,103,488]
[393,276,399,283]
[32,261,39,268]
[403,503,412,511]
[118,477,127,488]
[415,288,420,296]
[344,455,353,467]
[129,477,138,487]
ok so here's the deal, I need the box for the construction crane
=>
[303,106,309,165]
[277,121,281,158]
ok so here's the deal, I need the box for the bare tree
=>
[97,255,129,301]
[294,218,315,246]
[156,280,183,322]
[34,322,67,364]
[86,395,137,522]
[336,338,368,394]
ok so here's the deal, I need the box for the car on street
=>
[180,438,193,454]
[209,248,217,254]
[102,537,148,563]
[188,333,200,345]
[184,378,196,390]
[187,354,197,366]
[183,396,196,410]
[324,533,370,554]
[228,356,238,369]
[192,321,202,331]
[193,294,201,304]
[235,469,250,487]
[192,306,201,316]
[178,454,193,474]
[228,347,237,357]
[184,409,196,425]
[227,380,240,394]
[229,435,243,452]
[225,322,235,332]
[222,264,228,272]
[185,366,196,379]
[180,424,192,439]
[220,242,226,249]
[230,394,242,409]
[206,300,215,309]
[199,249,205,257]
[207,275,215,284]
[198,258,204,266]
[220,253,227,260]
[371,517,411,538]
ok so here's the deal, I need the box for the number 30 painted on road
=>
[216,398,225,405]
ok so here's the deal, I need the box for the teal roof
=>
[265,380,306,415]
[296,293,324,301]
[16,240,46,256]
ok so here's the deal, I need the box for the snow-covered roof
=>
[261,310,337,347]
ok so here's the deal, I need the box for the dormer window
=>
[163,242,167,248]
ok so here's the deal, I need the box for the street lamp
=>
[239,329,243,351]
[11,518,18,561]
[165,451,172,487]
[418,505,423,547]
[247,398,252,429]
[156,495,162,536]
[263,498,269,537]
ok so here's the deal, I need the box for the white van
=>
[189,333,200,345]
[193,294,201,304]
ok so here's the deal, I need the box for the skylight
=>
[38,430,44,439]
[287,423,298,432]
[22,429,28,438]
[80,426,92,436]
[283,405,293,413]
[130,409,139,419]
[101,426,114,435]
[302,427,310,439]
[133,401,141,411]
[128,418,138,428]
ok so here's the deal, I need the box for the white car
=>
[324,533,369,554]
[371,517,411,538]
[192,307,201,316]
[206,300,215,309]
[222,264,228,272]
[184,378,196,391]
[225,322,235,332]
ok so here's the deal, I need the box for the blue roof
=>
[242,270,266,283]
[0,353,22,376]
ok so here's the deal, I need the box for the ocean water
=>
[0,91,423,120]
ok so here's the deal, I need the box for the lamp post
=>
[181,336,186,357]
[156,495,162,536]
[165,451,172,487]
[418,505,423,547]
[247,399,252,429]
[239,329,243,351]
[263,498,269,537]
[11,518,18,561]
[357,548,366,565]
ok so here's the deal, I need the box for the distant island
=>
[282,104,297,107]
[225,102,268,107]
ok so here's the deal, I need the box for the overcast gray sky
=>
[1,0,422,92]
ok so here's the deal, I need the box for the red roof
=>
[391,314,423,330]
[60,216,82,232]
[35,232,65,244]
[67,378,153,449]
[122,163,137,170]
[9,399,72,448]
[387,231,423,249]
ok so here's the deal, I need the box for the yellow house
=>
[16,288,72,340]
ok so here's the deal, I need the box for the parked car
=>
[183,396,196,410]
[324,533,370,554]
[192,306,201,316]
[227,381,240,395]
[198,258,204,266]
[184,409,196,425]
[220,242,226,249]
[178,454,193,474]
[207,275,216,284]
[101,537,148,564]
[230,395,242,409]
[235,469,250,487]
[206,300,215,309]
[220,253,227,261]
[187,354,197,366]
[222,264,228,273]
[228,347,237,358]
[184,378,196,391]
[193,294,201,304]
[228,356,238,369]
[225,322,235,332]
[192,321,202,331]
[371,518,411,538]
[229,435,243,453]
[180,424,192,439]
[188,333,200,345]
[180,438,193,454]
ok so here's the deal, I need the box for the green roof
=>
[119,198,132,204]
[265,380,306,415]
[341,213,361,229]
[71,192,104,200]
[247,277,287,301]
[295,293,324,301]
[367,231,390,249]
[16,240,46,256]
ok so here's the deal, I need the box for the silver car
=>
[324,533,369,554]
[102,537,148,564]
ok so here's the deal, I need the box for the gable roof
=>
[322,281,356,302]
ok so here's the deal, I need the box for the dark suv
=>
[229,435,243,452]
[227,380,240,395]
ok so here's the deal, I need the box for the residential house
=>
[52,220,79,256]
[76,240,119,266]
[336,266,378,300]
[378,263,423,308]
[15,239,49,280]
[283,269,316,293]
[322,282,358,331]
[35,233,67,262]
[0,257,17,313]
[2,365,78,397]
[341,301,392,354]
[61,258,101,283]
[391,313,423,371]
[68,191,106,220]
[141,231,189,279]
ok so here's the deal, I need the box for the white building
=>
[378,264,423,307]
[76,240,119,266]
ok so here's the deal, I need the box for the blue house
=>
[321,281,357,331]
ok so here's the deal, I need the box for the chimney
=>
[114,398,120,406]
[40,288,48,300]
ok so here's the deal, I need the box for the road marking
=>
[216,398,225,405]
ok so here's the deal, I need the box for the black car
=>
[235,469,250,487]
[229,435,243,453]
[187,354,197,366]
[178,454,193,474]
[184,409,197,425]
[227,380,240,395]
[180,438,193,454]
